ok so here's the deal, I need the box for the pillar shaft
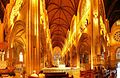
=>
[91,0,100,69]
[26,0,41,74]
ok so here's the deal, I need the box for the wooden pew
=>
[44,72,69,78]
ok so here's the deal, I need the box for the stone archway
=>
[77,33,91,70]
[9,20,26,65]
[71,45,77,67]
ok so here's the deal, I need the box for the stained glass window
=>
[114,31,120,42]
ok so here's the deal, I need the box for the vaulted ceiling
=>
[45,0,120,49]
[0,0,120,49]
[103,0,120,30]
[45,0,79,49]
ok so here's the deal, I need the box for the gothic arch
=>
[9,20,26,64]
[71,45,77,67]
[77,33,91,64]
[10,20,26,47]
[78,33,91,54]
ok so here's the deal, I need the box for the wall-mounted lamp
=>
[85,19,88,26]
[94,13,98,18]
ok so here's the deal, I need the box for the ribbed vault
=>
[0,0,119,48]
[103,0,120,30]
[45,0,79,49]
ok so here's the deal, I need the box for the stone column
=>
[77,50,80,68]
[0,20,4,42]
[91,0,100,69]
[26,0,41,74]
[70,47,72,67]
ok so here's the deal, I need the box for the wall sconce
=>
[100,28,104,35]
[85,19,88,27]
[93,12,98,18]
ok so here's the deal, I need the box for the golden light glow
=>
[116,20,120,26]
[40,0,44,16]
[62,5,90,56]
[100,16,107,37]
[33,0,38,36]
[58,64,65,68]
[7,50,9,58]
[10,0,23,25]
[93,15,98,26]
[91,46,94,69]
[1,0,113,76]
[11,42,13,48]
[107,34,110,46]
[40,1,53,55]
[19,52,23,62]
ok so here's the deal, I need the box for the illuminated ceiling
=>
[0,0,120,48]
[45,0,79,49]
[45,0,120,48]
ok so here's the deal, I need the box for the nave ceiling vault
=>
[45,0,79,49]
[0,0,120,49]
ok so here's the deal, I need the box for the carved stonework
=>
[9,20,26,64]
[99,0,105,23]
[71,45,77,67]
[78,33,91,54]
[77,33,91,70]
[95,36,100,55]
